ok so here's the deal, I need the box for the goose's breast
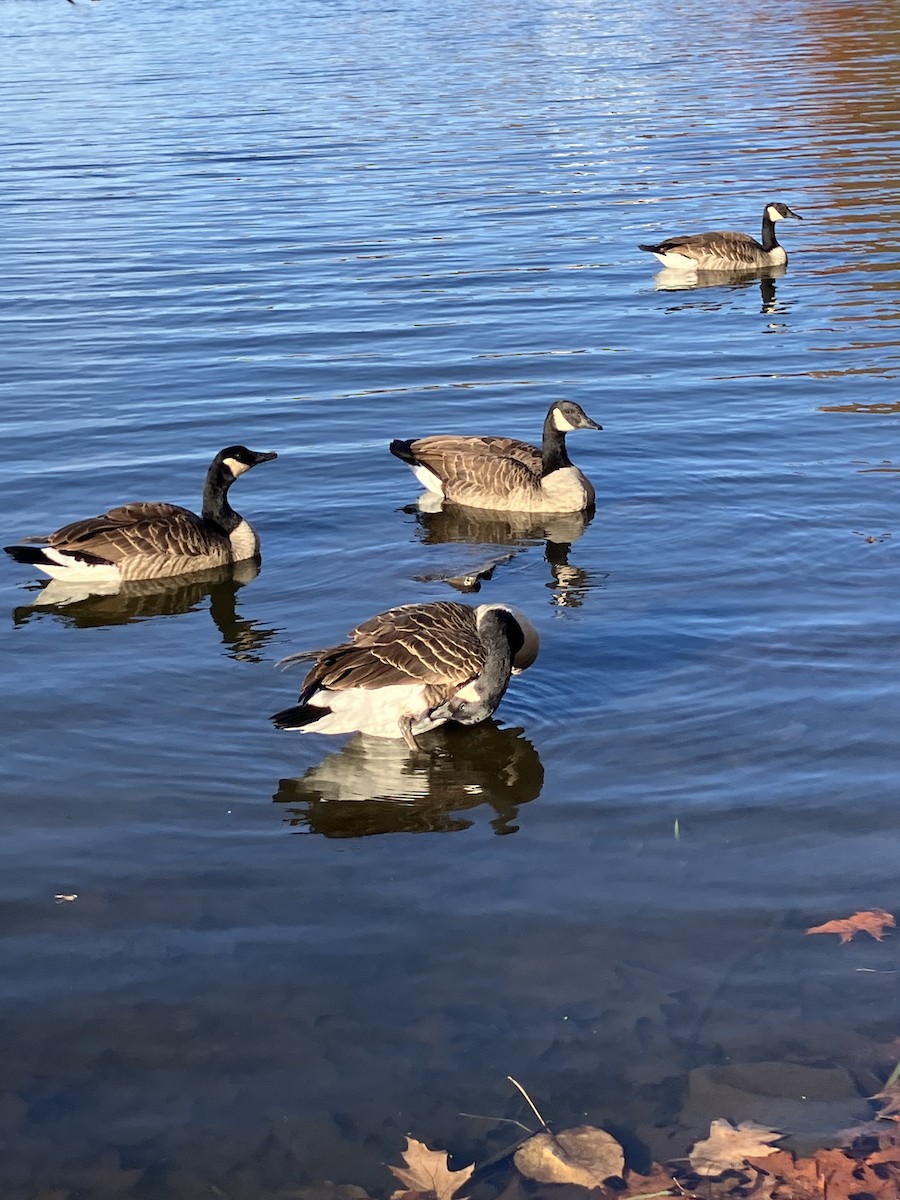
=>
[229,519,261,561]
[537,467,594,513]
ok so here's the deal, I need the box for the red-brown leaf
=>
[805,908,895,943]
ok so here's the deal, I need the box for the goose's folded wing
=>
[291,603,486,699]
[478,436,543,472]
[410,437,543,506]
[659,230,762,264]
[351,601,485,684]
[412,435,541,475]
[47,503,214,563]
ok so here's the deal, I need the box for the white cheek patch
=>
[455,681,482,702]
[766,205,784,222]
[223,457,249,476]
[552,409,578,432]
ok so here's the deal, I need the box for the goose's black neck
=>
[476,608,518,697]
[540,410,572,477]
[202,461,241,534]
[761,209,780,252]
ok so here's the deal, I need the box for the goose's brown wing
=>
[412,434,542,473]
[656,230,764,265]
[409,435,542,504]
[294,601,485,697]
[45,502,217,564]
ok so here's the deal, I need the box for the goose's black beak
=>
[251,450,278,465]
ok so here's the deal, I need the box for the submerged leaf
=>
[514,1125,624,1188]
[872,1079,900,1121]
[388,1138,474,1200]
[614,1163,679,1197]
[806,908,895,943]
[688,1118,782,1176]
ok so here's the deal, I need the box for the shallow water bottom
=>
[1,871,895,1197]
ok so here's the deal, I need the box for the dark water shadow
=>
[273,721,543,836]
[407,502,602,609]
[12,559,276,662]
[653,264,787,314]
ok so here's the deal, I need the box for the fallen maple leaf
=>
[806,908,895,944]
[688,1119,783,1176]
[388,1138,474,1200]
[514,1125,625,1188]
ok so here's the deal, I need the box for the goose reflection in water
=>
[273,721,543,837]
[407,502,601,609]
[12,559,276,662]
[653,264,786,315]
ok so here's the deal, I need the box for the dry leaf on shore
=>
[806,909,895,943]
[514,1125,624,1188]
[688,1119,782,1176]
[388,1138,474,1200]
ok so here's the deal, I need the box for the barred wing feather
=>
[47,503,218,563]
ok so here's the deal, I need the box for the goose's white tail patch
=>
[651,250,700,270]
[36,548,121,584]
[413,464,445,497]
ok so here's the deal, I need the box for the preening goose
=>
[390,400,602,514]
[271,600,540,749]
[4,445,277,584]
[638,202,802,270]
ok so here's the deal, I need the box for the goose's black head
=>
[215,445,278,482]
[548,401,603,434]
[766,202,802,222]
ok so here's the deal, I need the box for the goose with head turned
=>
[390,400,602,514]
[638,202,802,271]
[271,599,540,750]
[4,445,277,585]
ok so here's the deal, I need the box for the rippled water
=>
[3,0,900,1191]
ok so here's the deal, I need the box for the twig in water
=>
[458,1112,534,1134]
[506,1075,550,1131]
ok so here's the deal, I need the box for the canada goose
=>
[271,600,540,749]
[4,445,277,584]
[390,401,602,514]
[638,202,802,270]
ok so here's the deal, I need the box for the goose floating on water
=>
[390,400,602,514]
[271,600,540,749]
[638,202,802,271]
[4,445,277,584]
